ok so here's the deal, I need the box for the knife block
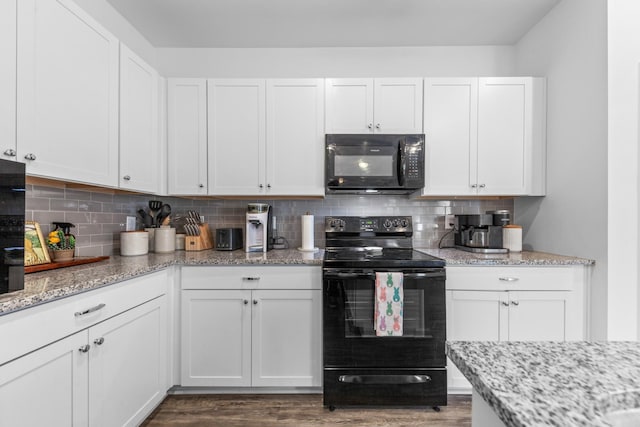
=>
[185,224,214,251]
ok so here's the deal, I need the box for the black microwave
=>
[325,134,425,195]
[0,158,25,294]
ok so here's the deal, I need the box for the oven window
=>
[344,287,429,338]
[334,155,393,177]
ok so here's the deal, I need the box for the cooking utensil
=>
[137,209,153,228]
[156,204,172,226]
[149,200,162,226]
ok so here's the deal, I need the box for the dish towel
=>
[374,272,403,336]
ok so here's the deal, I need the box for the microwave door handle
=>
[397,140,406,186]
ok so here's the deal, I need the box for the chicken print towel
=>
[374,272,403,336]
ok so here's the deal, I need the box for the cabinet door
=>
[208,79,265,195]
[0,0,17,161]
[422,78,478,196]
[252,290,322,387]
[181,290,252,386]
[119,44,159,193]
[266,79,325,196]
[373,78,423,134]
[0,331,89,426]
[507,291,569,341]
[88,296,167,427]
[167,78,208,195]
[476,78,530,195]
[446,290,507,392]
[17,0,119,187]
[325,78,374,134]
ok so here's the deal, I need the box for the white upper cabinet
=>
[422,77,546,196]
[208,79,265,195]
[17,0,119,187]
[325,78,423,134]
[208,78,324,196]
[119,44,159,194]
[266,79,324,196]
[0,0,17,161]
[167,79,208,195]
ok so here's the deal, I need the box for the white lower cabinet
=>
[181,266,322,389]
[446,266,587,393]
[0,272,169,427]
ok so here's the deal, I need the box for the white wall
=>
[73,0,157,67]
[155,46,515,78]
[607,1,640,341]
[513,0,608,339]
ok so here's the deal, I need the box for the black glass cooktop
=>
[323,248,445,269]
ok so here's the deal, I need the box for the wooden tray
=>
[25,256,110,274]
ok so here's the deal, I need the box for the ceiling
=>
[106,0,561,48]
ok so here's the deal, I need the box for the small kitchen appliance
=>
[325,134,425,195]
[323,216,446,410]
[216,228,243,251]
[245,203,273,253]
[454,211,510,253]
[0,159,25,294]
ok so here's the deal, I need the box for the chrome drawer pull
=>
[74,303,106,317]
[78,345,90,353]
[498,277,519,282]
[242,277,260,281]
[511,301,520,306]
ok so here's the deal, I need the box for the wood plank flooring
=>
[141,394,471,427]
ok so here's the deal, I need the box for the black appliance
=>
[0,159,25,294]
[323,216,446,410]
[454,211,509,254]
[325,134,425,195]
[215,227,243,251]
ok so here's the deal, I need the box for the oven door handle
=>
[338,374,431,385]
[324,271,375,279]
[403,272,446,279]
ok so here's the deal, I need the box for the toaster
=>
[216,228,243,251]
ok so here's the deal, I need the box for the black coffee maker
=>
[454,210,510,253]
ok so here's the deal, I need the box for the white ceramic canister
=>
[175,233,186,251]
[155,226,176,253]
[120,231,149,256]
[503,225,523,253]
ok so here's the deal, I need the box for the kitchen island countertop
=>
[447,341,640,427]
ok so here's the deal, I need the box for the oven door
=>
[323,267,446,368]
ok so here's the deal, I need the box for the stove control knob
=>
[400,219,408,228]
[383,219,392,229]
[339,219,345,228]
[392,219,400,227]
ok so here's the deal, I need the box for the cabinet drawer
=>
[0,270,168,366]
[181,266,321,290]
[446,266,577,291]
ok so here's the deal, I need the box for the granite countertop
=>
[0,249,324,316]
[418,248,595,266]
[447,341,640,427]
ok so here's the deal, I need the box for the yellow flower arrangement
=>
[47,229,75,250]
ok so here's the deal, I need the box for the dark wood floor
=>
[141,394,471,427]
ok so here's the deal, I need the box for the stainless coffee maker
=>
[245,203,273,253]
[454,210,511,253]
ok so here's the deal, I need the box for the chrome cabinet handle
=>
[253,299,258,305]
[471,184,477,188]
[267,184,271,189]
[78,345,90,353]
[94,337,105,345]
[259,184,264,189]
[479,184,486,188]
[367,123,373,129]
[375,123,381,129]
[243,277,260,281]
[499,277,519,282]
[243,299,249,305]
[123,175,131,181]
[3,149,16,157]
[511,301,520,306]
[199,183,204,188]
[24,153,36,161]
[501,301,510,307]
[74,303,106,317]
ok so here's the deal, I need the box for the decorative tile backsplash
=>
[26,184,514,257]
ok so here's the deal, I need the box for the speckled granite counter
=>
[417,248,594,266]
[0,249,324,316]
[447,341,640,427]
